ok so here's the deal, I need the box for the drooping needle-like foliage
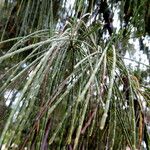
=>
[0,0,150,149]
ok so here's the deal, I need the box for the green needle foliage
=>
[0,0,150,149]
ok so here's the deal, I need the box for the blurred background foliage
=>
[0,0,150,149]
